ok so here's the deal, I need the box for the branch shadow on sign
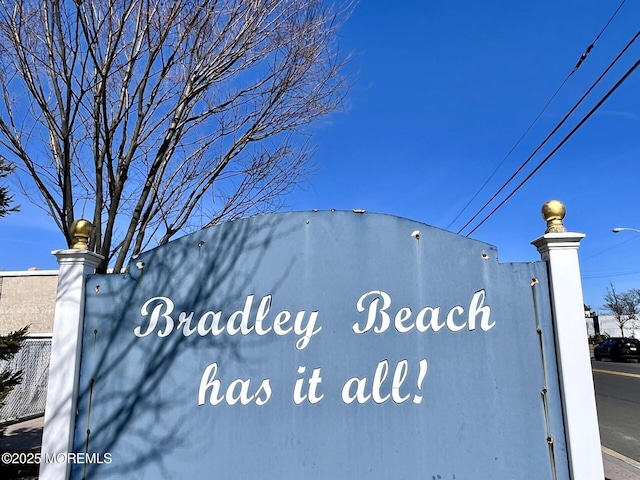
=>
[71,214,301,478]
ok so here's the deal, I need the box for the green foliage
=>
[0,326,29,407]
[0,157,19,218]
[589,333,609,345]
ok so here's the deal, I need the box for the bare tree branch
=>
[603,283,640,336]
[0,0,350,272]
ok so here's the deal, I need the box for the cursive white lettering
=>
[135,294,321,351]
[353,289,494,334]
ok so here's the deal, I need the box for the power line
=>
[573,0,627,70]
[582,270,640,280]
[581,235,639,261]
[457,28,640,236]
[445,77,570,230]
[447,0,628,232]
[464,55,640,237]
[592,0,627,44]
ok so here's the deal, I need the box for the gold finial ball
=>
[541,200,567,233]
[70,219,94,249]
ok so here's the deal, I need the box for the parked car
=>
[593,337,640,362]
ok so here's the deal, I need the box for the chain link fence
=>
[0,337,51,423]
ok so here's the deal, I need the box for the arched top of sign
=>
[124,210,500,283]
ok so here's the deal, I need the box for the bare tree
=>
[0,0,350,272]
[627,288,640,336]
[602,284,639,336]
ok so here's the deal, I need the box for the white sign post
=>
[39,223,103,480]
[532,201,604,480]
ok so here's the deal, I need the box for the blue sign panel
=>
[73,211,570,479]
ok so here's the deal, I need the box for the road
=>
[592,359,640,464]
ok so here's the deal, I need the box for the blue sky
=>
[2,0,639,312]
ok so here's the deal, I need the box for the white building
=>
[585,314,640,339]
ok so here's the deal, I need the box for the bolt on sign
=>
[73,212,570,479]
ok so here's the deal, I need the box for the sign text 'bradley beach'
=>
[133,289,494,407]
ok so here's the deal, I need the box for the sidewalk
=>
[0,416,43,452]
[604,447,640,480]
[0,416,42,480]
[2,415,640,479]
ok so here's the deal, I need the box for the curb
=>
[604,447,640,480]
